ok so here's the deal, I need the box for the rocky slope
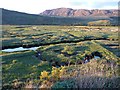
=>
[40,8,118,17]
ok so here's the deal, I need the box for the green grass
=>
[2,40,119,87]
[1,25,119,88]
[38,40,118,65]
[2,25,118,48]
[2,51,52,84]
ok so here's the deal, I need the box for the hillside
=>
[40,8,118,17]
[1,8,119,25]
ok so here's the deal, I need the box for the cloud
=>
[0,0,119,14]
[69,0,119,9]
[92,2,118,9]
[69,0,119,3]
[0,0,71,14]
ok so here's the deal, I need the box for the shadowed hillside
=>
[1,8,119,25]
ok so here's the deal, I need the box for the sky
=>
[0,0,119,14]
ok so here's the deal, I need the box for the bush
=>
[12,60,17,64]
[40,66,66,82]
[76,76,120,88]
[76,76,106,88]
[51,79,77,89]
[40,71,49,81]
[50,66,66,82]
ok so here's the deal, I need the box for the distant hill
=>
[40,8,118,17]
[1,8,119,25]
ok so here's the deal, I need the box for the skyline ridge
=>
[1,7,119,15]
[1,0,118,14]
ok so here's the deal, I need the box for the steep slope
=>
[40,8,118,17]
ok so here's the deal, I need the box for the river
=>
[2,47,40,52]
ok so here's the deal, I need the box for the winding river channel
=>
[1,38,113,53]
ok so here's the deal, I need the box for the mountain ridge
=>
[1,8,119,25]
[40,8,118,17]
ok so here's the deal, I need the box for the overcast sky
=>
[0,0,119,14]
